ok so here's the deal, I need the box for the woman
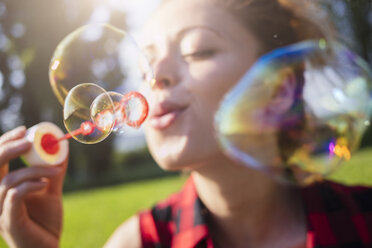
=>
[0,0,371,247]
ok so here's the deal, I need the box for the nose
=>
[150,78,172,89]
[151,55,179,90]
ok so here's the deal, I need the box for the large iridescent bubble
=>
[215,40,372,186]
[49,23,152,104]
[49,24,152,144]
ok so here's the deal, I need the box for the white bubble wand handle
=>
[21,122,70,167]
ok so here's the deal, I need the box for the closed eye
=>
[183,50,216,61]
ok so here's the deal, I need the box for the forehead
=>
[139,0,249,45]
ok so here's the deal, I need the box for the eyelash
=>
[183,50,216,61]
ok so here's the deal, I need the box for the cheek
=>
[184,60,244,148]
[138,83,152,102]
[187,58,246,109]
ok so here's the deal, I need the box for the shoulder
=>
[301,181,372,247]
[102,186,186,248]
[104,215,141,248]
[139,176,204,247]
[301,180,372,213]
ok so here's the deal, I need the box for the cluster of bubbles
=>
[215,39,372,186]
[49,24,152,144]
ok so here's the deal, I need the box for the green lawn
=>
[329,147,372,186]
[61,176,187,248]
[0,148,371,247]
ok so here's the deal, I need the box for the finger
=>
[1,166,62,190]
[0,163,9,180]
[30,155,69,195]
[45,157,69,194]
[1,181,48,228]
[0,138,31,168]
[0,126,27,146]
[0,167,62,214]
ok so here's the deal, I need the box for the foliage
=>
[0,0,130,187]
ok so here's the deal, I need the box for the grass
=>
[61,175,187,248]
[328,147,372,185]
[0,148,371,247]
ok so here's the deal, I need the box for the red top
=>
[139,177,372,248]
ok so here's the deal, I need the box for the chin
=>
[145,125,219,171]
[150,146,189,171]
[157,160,186,171]
[150,142,218,172]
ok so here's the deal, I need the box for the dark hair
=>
[218,0,333,55]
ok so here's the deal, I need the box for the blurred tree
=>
[345,0,372,147]
[321,0,371,57]
[0,0,127,187]
[347,0,372,62]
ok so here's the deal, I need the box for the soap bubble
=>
[91,91,149,134]
[49,23,153,105]
[50,23,152,144]
[64,83,114,144]
[64,83,149,144]
[215,40,372,186]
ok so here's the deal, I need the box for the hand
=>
[0,126,68,248]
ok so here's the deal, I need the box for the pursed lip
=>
[149,101,189,130]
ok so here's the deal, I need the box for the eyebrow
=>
[141,25,223,54]
[177,25,223,40]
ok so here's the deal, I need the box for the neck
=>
[192,154,306,248]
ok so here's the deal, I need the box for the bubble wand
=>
[22,91,149,167]
[22,23,152,167]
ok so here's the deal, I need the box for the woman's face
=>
[140,0,259,170]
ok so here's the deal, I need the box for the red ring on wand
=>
[120,91,149,128]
